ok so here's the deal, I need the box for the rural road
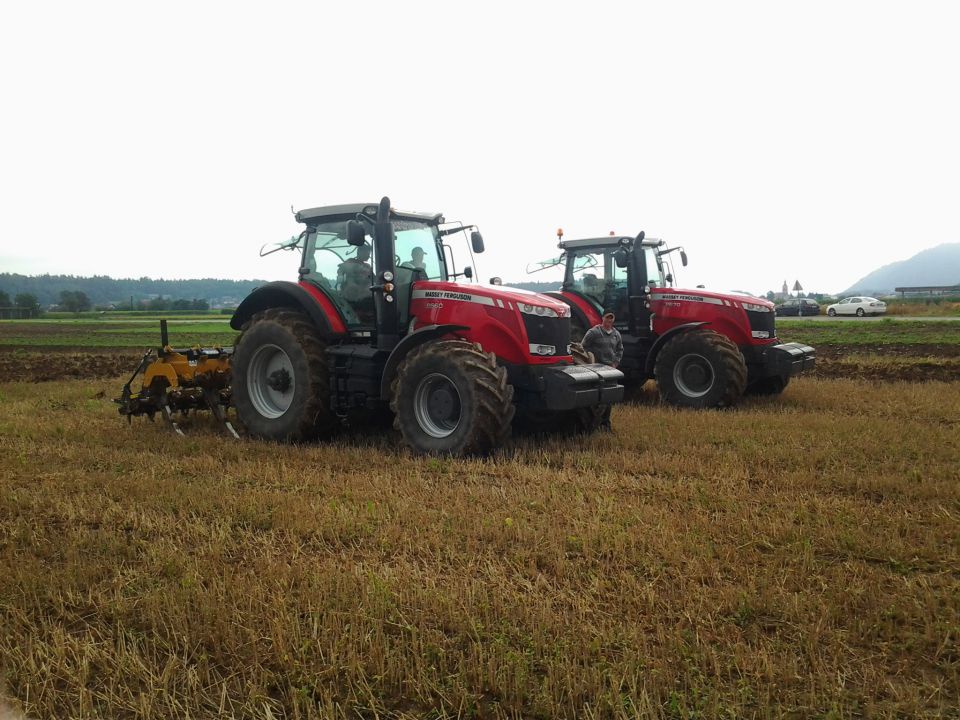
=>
[778,315,960,322]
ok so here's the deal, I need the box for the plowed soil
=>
[1,344,958,384]
[0,347,144,383]
[813,344,960,382]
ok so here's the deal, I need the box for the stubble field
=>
[1,318,958,718]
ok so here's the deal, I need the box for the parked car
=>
[826,297,887,317]
[775,298,821,316]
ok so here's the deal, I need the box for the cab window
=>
[303,223,376,327]
[569,249,629,314]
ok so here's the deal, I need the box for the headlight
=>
[519,303,560,318]
[741,302,772,313]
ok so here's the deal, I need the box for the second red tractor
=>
[530,231,815,408]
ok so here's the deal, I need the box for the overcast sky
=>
[2,1,958,295]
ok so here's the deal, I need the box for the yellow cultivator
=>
[114,320,239,437]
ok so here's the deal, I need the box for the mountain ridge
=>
[842,243,960,295]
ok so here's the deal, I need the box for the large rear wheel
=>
[233,308,336,441]
[654,330,747,408]
[390,340,514,455]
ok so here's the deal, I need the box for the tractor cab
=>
[530,233,674,338]
[262,204,483,342]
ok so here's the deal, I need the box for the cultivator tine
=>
[159,394,186,436]
[204,388,240,439]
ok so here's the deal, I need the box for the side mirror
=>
[680,250,688,267]
[346,220,366,247]
[665,273,673,284]
[614,248,629,268]
[471,231,485,254]
[489,276,502,285]
[464,266,473,279]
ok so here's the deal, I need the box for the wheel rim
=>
[673,353,715,398]
[413,372,462,438]
[247,344,295,418]
[857,308,864,316]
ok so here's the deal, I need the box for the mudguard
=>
[545,291,601,333]
[230,281,346,337]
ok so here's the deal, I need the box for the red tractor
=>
[207,197,622,454]
[530,231,815,408]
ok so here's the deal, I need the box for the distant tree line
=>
[0,273,268,308]
[0,290,41,318]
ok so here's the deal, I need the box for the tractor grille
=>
[522,315,571,356]
[746,309,776,339]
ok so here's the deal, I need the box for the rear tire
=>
[654,330,747,408]
[390,340,514,455]
[233,308,336,441]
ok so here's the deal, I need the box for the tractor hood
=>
[653,286,775,311]
[414,281,572,317]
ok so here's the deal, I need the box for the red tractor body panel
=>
[649,288,779,348]
[410,281,572,365]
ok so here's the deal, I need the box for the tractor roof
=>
[560,235,663,250]
[295,203,444,225]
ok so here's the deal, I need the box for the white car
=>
[826,296,887,317]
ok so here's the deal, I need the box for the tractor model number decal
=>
[412,290,496,306]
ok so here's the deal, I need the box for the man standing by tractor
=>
[581,310,623,431]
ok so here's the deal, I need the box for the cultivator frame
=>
[114,320,239,437]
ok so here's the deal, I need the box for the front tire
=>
[828,308,836,317]
[233,308,336,441]
[390,340,514,455]
[654,330,747,408]
[856,308,865,317]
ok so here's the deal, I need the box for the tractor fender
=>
[644,321,709,376]
[230,281,345,337]
[380,324,469,398]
